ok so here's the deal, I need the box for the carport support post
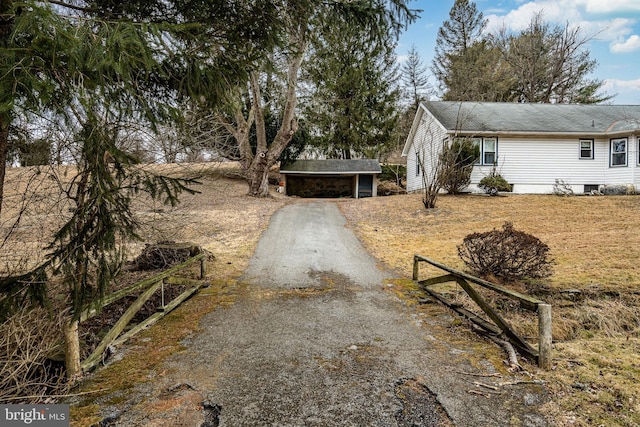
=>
[537,303,552,369]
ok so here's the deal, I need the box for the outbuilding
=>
[279,159,381,198]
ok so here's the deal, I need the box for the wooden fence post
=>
[200,256,206,279]
[537,303,552,369]
[413,256,419,281]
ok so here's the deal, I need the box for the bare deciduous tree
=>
[414,122,446,209]
[492,12,610,104]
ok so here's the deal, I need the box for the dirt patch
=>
[394,378,453,427]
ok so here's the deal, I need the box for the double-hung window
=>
[610,138,627,167]
[579,140,594,160]
[483,138,497,165]
[472,137,498,165]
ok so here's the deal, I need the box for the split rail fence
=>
[412,254,552,369]
[80,253,208,372]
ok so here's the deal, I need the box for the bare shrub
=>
[128,241,202,271]
[457,222,553,281]
[439,138,479,194]
[553,179,574,196]
[0,307,69,403]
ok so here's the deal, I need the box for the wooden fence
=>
[80,253,208,372]
[412,254,552,369]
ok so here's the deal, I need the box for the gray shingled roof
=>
[423,101,640,135]
[280,159,381,174]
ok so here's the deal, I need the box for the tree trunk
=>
[0,122,8,217]
[244,37,306,197]
[247,151,271,197]
[64,319,82,381]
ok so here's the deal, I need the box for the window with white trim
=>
[483,138,496,165]
[472,137,498,165]
[579,139,594,159]
[610,138,627,167]
[415,155,421,176]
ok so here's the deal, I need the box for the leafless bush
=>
[128,241,202,271]
[0,307,69,404]
[457,222,553,281]
[377,181,406,196]
[553,179,574,196]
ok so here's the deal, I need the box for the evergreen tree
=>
[0,0,276,378]
[303,19,401,159]
[442,40,515,101]
[0,4,206,377]
[432,0,487,97]
[401,45,431,110]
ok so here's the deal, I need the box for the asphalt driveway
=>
[98,200,547,426]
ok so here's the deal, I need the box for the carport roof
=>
[280,159,382,175]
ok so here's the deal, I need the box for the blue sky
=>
[397,0,640,104]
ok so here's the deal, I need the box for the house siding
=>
[405,109,448,192]
[403,102,640,195]
[467,136,640,193]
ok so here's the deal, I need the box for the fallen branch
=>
[473,325,523,372]
[467,389,492,398]
[473,381,499,391]
[498,380,545,387]
[454,371,502,378]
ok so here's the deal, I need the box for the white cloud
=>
[586,18,635,41]
[485,1,582,34]
[602,78,640,104]
[576,0,640,14]
[611,34,640,53]
[484,1,636,43]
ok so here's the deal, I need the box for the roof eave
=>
[280,170,381,175]
[448,130,640,138]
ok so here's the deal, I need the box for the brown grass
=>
[1,162,289,282]
[339,192,640,427]
[4,165,639,426]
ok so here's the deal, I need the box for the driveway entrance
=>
[96,201,548,426]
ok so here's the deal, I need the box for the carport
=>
[279,159,381,198]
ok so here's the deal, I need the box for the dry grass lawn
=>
[339,192,640,427]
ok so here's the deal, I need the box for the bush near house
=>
[479,172,512,195]
[439,138,479,194]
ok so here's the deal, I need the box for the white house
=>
[402,101,640,194]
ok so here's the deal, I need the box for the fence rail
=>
[412,254,552,369]
[81,252,208,372]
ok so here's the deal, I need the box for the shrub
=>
[0,307,69,403]
[553,179,574,196]
[478,172,512,195]
[439,138,479,194]
[457,222,553,281]
[379,164,406,187]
